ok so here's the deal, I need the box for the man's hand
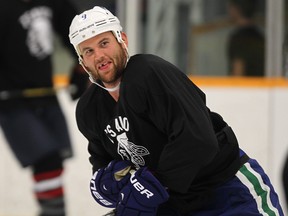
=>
[116,167,169,216]
[90,160,132,208]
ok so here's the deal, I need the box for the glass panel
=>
[142,0,266,76]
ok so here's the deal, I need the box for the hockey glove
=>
[69,63,90,100]
[90,160,133,208]
[116,167,169,216]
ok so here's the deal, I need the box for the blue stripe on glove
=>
[116,167,169,216]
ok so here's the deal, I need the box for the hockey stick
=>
[102,209,116,216]
[0,85,77,100]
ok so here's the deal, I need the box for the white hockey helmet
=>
[69,6,123,57]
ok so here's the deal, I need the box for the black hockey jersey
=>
[76,54,240,212]
[0,0,78,109]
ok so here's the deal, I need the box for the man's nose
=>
[93,49,104,61]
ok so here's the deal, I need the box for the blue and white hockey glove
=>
[90,160,132,208]
[116,167,169,216]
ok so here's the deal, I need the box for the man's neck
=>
[109,89,120,102]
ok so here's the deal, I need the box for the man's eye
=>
[84,49,93,56]
[101,41,108,47]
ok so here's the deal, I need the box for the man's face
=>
[79,31,128,88]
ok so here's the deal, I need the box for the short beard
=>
[99,47,127,84]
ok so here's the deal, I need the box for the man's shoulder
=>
[126,54,171,77]
[123,54,161,83]
[129,54,166,65]
[76,84,98,112]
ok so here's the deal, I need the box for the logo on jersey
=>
[104,116,150,168]
[19,6,53,59]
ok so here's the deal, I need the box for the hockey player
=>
[0,0,88,215]
[69,6,284,215]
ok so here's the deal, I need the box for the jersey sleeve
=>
[52,0,79,55]
[77,116,112,172]
[75,91,113,173]
[0,2,10,68]
[150,90,219,193]
[87,139,113,173]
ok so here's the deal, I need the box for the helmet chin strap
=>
[89,76,121,92]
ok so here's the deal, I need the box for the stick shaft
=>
[102,209,116,216]
[0,85,77,100]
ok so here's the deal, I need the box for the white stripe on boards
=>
[34,176,63,192]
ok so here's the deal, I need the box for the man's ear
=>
[120,32,128,47]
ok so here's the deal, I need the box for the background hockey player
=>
[0,0,88,215]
